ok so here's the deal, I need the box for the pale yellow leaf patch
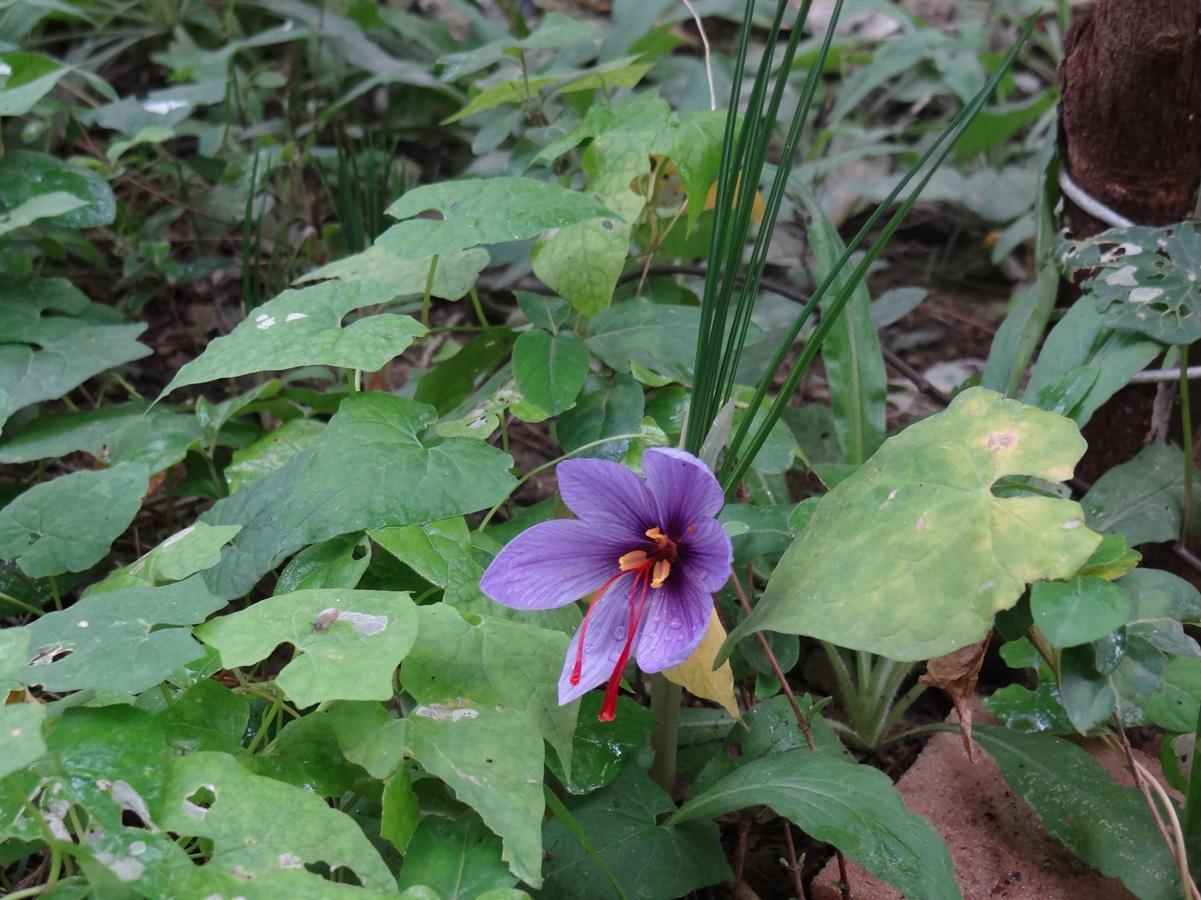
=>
[663,609,743,724]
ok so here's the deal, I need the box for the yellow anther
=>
[645,526,668,545]
[651,558,671,588]
[619,549,649,571]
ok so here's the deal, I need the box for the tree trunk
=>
[1058,0,1201,236]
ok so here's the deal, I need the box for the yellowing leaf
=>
[663,609,742,723]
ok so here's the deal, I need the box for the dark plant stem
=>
[1180,343,1194,543]
[782,821,805,898]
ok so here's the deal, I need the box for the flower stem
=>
[648,673,681,794]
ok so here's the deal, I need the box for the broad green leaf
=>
[20,577,226,693]
[0,149,115,227]
[414,327,518,415]
[124,522,242,585]
[974,726,1179,900]
[406,702,545,887]
[443,73,560,123]
[537,91,674,163]
[1058,636,1166,732]
[300,247,489,301]
[1022,298,1163,426]
[983,679,1076,734]
[530,216,630,316]
[200,393,515,597]
[0,462,149,577]
[804,189,887,464]
[670,749,958,900]
[258,710,374,797]
[585,298,702,381]
[86,79,227,137]
[156,679,250,756]
[0,51,69,116]
[0,191,87,235]
[160,750,398,894]
[276,532,371,592]
[551,57,652,97]
[382,178,613,261]
[1082,442,1190,545]
[512,329,589,414]
[196,588,417,708]
[1058,222,1201,344]
[542,766,731,899]
[0,704,46,778]
[1031,576,1130,648]
[557,372,645,461]
[0,403,203,470]
[1121,568,1201,658]
[225,417,326,492]
[32,705,195,895]
[547,694,659,794]
[316,701,407,780]
[403,603,575,779]
[438,12,602,81]
[162,280,425,394]
[0,275,151,427]
[726,388,1101,661]
[396,811,518,897]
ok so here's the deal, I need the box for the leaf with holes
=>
[1057,221,1201,345]
[724,388,1101,662]
[195,588,417,708]
[160,750,397,895]
[161,280,425,394]
[406,702,546,887]
[19,577,227,693]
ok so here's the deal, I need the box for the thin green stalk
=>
[721,16,1039,491]
[649,675,682,793]
[1181,343,1193,542]
[478,432,650,528]
[1183,700,1201,881]
[421,253,439,328]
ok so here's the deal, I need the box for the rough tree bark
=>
[1058,0,1201,237]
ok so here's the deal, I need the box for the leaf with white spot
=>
[725,388,1102,661]
[1057,221,1201,344]
[195,588,418,708]
[20,577,227,693]
[160,280,425,395]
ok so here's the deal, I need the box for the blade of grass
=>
[721,16,1040,491]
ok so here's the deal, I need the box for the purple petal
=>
[557,457,656,534]
[634,579,713,672]
[643,448,724,530]
[680,517,733,592]
[480,519,624,610]
[558,581,637,704]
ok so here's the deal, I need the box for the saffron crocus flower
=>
[480,448,733,721]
